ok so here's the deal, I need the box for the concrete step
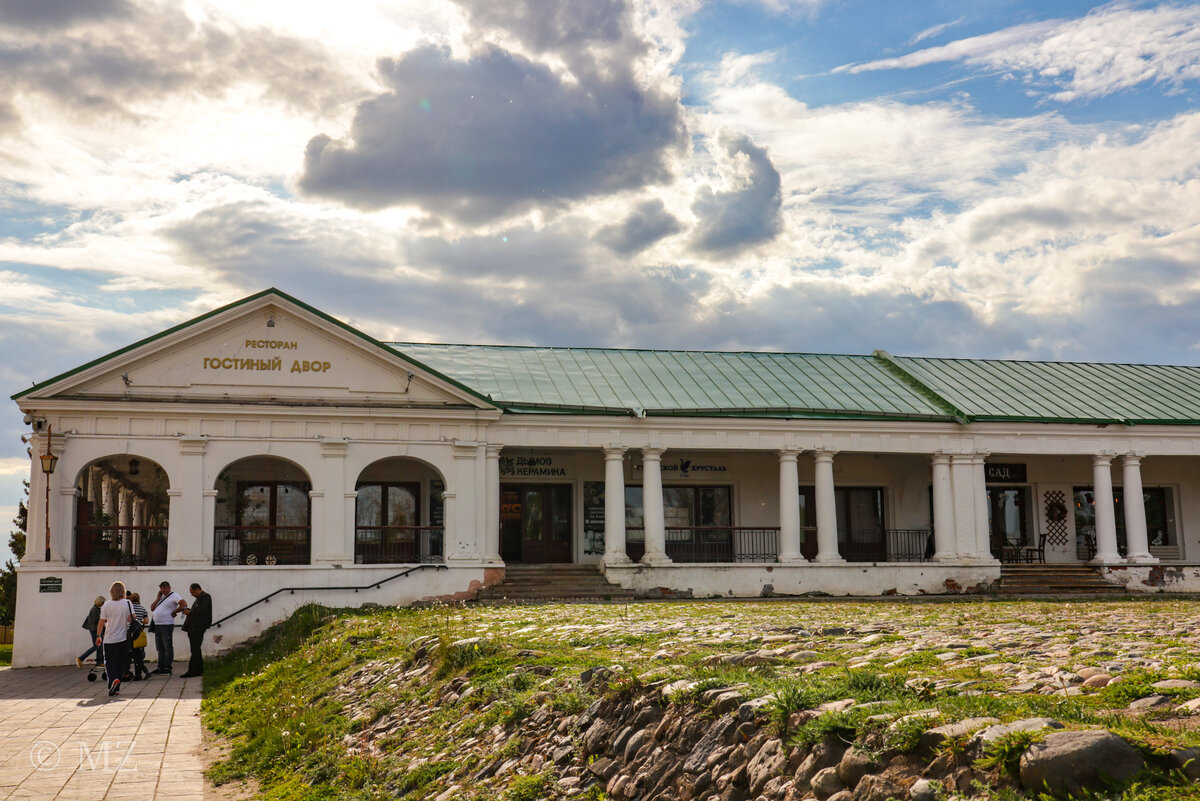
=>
[996,563,1124,595]
[477,564,636,602]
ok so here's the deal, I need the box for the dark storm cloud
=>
[0,0,132,29]
[691,133,783,256]
[0,1,362,126]
[299,43,685,223]
[596,199,683,256]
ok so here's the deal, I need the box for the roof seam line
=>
[871,350,972,425]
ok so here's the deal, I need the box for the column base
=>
[813,554,846,564]
[639,553,673,567]
[1090,555,1126,566]
[777,554,807,565]
[311,555,353,566]
[932,553,960,563]
[601,553,632,568]
[1125,553,1159,565]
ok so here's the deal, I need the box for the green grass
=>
[0,644,11,667]
[198,598,1200,800]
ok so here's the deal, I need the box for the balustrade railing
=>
[355,526,445,564]
[839,528,933,562]
[625,526,780,563]
[214,526,311,565]
[75,525,168,566]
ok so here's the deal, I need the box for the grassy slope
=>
[201,600,1200,801]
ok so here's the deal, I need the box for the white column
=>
[56,484,76,566]
[200,489,218,564]
[313,441,350,564]
[1122,455,1156,564]
[167,438,207,563]
[813,450,843,563]
[950,454,984,559]
[778,449,804,563]
[102,474,117,521]
[1091,455,1124,565]
[602,446,630,567]
[931,453,956,560]
[640,447,671,565]
[446,443,481,563]
[484,445,503,564]
[972,454,994,560]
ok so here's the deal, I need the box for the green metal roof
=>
[388,344,960,422]
[890,356,1200,425]
[391,343,1200,425]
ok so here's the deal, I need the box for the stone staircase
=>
[476,564,638,603]
[996,563,1125,596]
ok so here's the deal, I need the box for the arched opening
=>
[355,457,446,564]
[74,457,170,566]
[214,456,312,565]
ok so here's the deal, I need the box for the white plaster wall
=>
[1100,565,1200,592]
[603,562,998,598]
[12,565,487,667]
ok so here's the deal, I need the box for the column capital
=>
[813,449,837,463]
[930,452,952,466]
[603,445,627,460]
[1092,453,1115,467]
[452,443,479,459]
[320,441,348,457]
[201,489,219,498]
[485,444,504,458]
[778,448,801,461]
[179,437,207,456]
[1122,452,1145,463]
[641,446,666,459]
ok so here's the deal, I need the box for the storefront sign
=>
[201,340,333,374]
[985,463,1027,483]
[499,456,566,477]
[635,458,728,477]
[39,577,63,593]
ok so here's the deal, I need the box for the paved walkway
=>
[0,666,205,800]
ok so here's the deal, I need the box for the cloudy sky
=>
[3,0,1200,554]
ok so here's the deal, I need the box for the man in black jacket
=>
[178,583,212,678]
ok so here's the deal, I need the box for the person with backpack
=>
[127,592,150,681]
[76,595,105,669]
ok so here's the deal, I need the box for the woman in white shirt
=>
[95,581,131,697]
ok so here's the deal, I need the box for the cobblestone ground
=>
[0,667,204,801]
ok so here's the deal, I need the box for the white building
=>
[12,289,1200,666]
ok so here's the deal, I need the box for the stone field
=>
[204,598,1200,800]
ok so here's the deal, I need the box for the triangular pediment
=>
[16,289,495,410]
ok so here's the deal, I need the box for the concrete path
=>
[0,666,205,800]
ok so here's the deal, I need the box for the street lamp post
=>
[39,425,58,562]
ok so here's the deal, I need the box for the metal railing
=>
[626,526,780,563]
[354,526,445,564]
[840,528,932,562]
[212,564,448,629]
[74,525,168,566]
[214,526,311,565]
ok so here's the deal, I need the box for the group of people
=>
[78,580,212,697]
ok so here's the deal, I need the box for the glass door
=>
[501,484,572,563]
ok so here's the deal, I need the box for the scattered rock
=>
[974,718,1064,747]
[918,717,999,751]
[810,766,845,800]
[855,773,906,801]
[1019,730,1144,797]
[909,777,940,801]
[835,747,879,789]
[1128,695,1171,711]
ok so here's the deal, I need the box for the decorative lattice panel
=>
[1043,490,1069,546]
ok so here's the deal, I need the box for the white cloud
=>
[838,3,1200,102]
[0,459,29,477]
